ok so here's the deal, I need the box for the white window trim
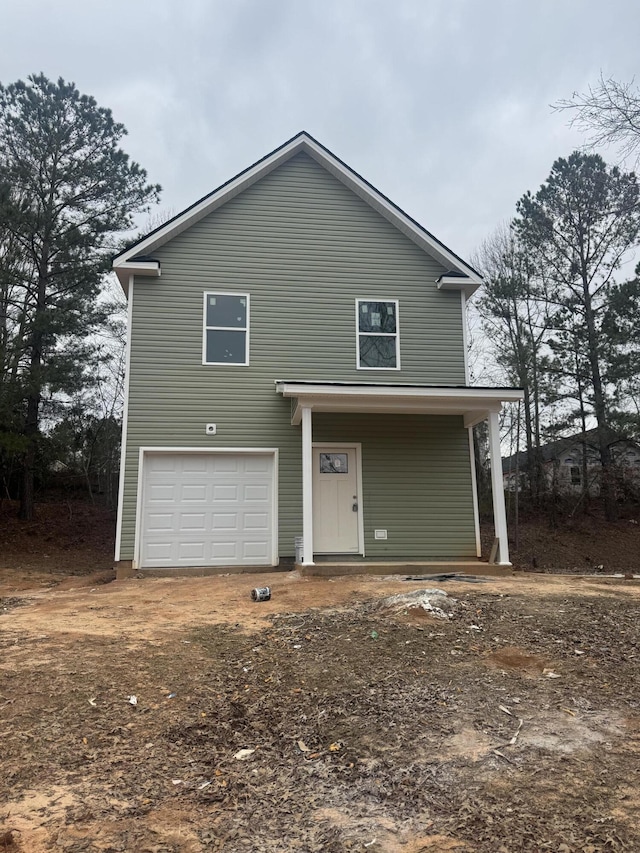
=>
[355,298,400,370]
[202,291,250,366]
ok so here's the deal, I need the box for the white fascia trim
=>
[461,291,470,385]
[114,261,160,294]
[276,383,522,427]
[291,400,503,426]
[112,133,482,286]
[437,275,480,298]
[277,382,524,402]
[134,447,280,569]
[114,279,134,562]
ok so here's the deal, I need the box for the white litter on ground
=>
[375,588,456,619]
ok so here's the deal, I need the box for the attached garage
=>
[138,450,277,568]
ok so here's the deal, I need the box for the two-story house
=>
[112,132,522,575]
[503,430,640,496]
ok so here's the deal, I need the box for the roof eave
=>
[437,275,482,298]
[276,381,524,427]
[114,260,161,295]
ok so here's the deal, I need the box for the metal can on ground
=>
[251,586,271,602]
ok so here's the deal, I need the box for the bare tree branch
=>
[553,74,640,165]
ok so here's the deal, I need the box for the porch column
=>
[488,409,510,565]
[301,406,314,565]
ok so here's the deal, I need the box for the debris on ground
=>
[2,572,640,851]
[402,573,490,583]
[234,748,256,760]
[374,587,457,619]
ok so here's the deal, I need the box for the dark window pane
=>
[358,301,396,333]
[206,329,246,363]
[206,294,247,328]
[359,334,397,368]
[320,453,348,474]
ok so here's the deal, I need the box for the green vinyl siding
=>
[119,152,473,561]
[313,413,477,558]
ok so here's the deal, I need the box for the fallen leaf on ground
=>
[234,748,256,760]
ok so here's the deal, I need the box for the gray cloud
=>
[2,0,639,258]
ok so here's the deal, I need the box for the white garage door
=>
[140,452,275,568]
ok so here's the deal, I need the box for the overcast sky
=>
[2,0,639,262]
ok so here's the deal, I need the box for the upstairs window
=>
[570,466,581,485]
[203,292,249,365]
[356,299,400,369]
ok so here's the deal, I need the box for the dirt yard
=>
[2,566,640,852]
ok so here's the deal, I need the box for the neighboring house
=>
[503,430,640,495]
[112,132,522,573]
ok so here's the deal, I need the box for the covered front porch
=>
[276,381,524,569]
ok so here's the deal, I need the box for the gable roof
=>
[113,131,483,295]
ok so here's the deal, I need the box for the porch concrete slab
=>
[297,561,513,578]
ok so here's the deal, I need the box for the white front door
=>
[312,446,360,553]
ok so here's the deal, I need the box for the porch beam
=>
[488,410,510,565]
[301,406,314,565]
[464,408,492,429]
[293,400,501,426]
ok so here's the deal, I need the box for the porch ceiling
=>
[275,381,524,428]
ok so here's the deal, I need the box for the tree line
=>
[0,74,160,518]
[1,71,639,524]
[475,77,640,520]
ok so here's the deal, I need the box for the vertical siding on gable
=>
[120,153,470,561]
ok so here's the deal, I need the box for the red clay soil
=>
[482,510,640,575]
[2,499,640,851]
[2,569,640,851]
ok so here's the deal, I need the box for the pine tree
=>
[514,152,640,520]
[0,74,160,518]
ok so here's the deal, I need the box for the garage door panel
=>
[181,456,209,474]
[140,452,274,568]
[145,513,176,532]
[149,457,178,473]
[181,484,207,502]
[145,542,175,561]
[244,457,271,473]
[178,541,206,561]
[242,541,270,560]
[148,484,176,502]
[179,513,207,530]
[212,512,238,529]
[211,541,239,559]
[244,512,269,529]
[243,484,269,501]
[213,456,240,473]
[213,484,238,501]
